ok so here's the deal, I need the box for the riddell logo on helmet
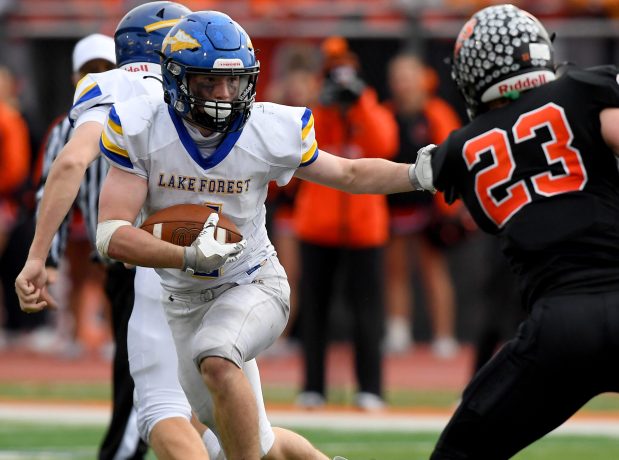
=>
[480,70,556,103]
[498,73,547,95]
[214,58,244,69]
[125,64,150,72]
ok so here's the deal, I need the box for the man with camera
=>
[294,37,399,411]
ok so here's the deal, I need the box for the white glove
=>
[182,213,247,275]
[408,143,437,193]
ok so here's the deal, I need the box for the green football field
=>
[1,383,618,459]
[0,423,618,460]
[3,381,619,411]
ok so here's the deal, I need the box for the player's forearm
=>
[347,158,415,194]
[107,225,185,269]
[30,124,103,260]
[28,158,88,260]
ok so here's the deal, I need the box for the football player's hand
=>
[15,259,58,313]
[182,213,247,275]
[409,143,438,193]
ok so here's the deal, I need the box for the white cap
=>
[72,33,116,73]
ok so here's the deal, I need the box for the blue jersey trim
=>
[299,148,319,167]
[167,107,243,170]
[100,138,134,169]
[301,107,312,129]
[108,105,122,127]
[69,86,103,127]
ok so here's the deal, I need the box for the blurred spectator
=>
[35,34,116,359]
[294,37,398,411]
[0,64,41,349]
[263,50,321,357]
[382,52,468,358]
[0,66,20,110]
[263,42,321,353]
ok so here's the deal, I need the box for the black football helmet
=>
[451,4,556,119]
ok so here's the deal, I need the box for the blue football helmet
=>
[115,1,191,67]
[161,11,260,133]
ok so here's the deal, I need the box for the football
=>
[140,204,243,246]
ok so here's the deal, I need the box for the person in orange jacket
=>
[0,67,33,345]
[294,37,398,411]
[0,102,30,231]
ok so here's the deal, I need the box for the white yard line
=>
[1,403,619,437]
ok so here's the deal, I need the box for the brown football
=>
[140,204,242,246]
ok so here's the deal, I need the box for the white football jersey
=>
[70,66,162,127]
[100,95,319,293]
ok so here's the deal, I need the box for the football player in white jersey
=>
[97,11,420,459]
[16,3,217,459]
[17,3,341,460]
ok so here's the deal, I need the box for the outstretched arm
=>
[294,148,416,195]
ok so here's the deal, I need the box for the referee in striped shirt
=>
[36,34,147,460]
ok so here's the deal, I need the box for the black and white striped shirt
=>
[36,114,109,267]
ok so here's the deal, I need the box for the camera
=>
[319,65,365,107]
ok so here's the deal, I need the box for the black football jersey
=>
[432,65,619,307]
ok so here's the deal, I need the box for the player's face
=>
[188,74,240,102]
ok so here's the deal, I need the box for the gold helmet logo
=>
[162,29,199,53]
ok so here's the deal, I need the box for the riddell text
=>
[499,74,548,95]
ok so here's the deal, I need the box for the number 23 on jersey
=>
[463,102,587,228]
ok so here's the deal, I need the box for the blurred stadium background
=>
[1,0,619,458]
[5,0,619,344]
[3,0,619,156]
